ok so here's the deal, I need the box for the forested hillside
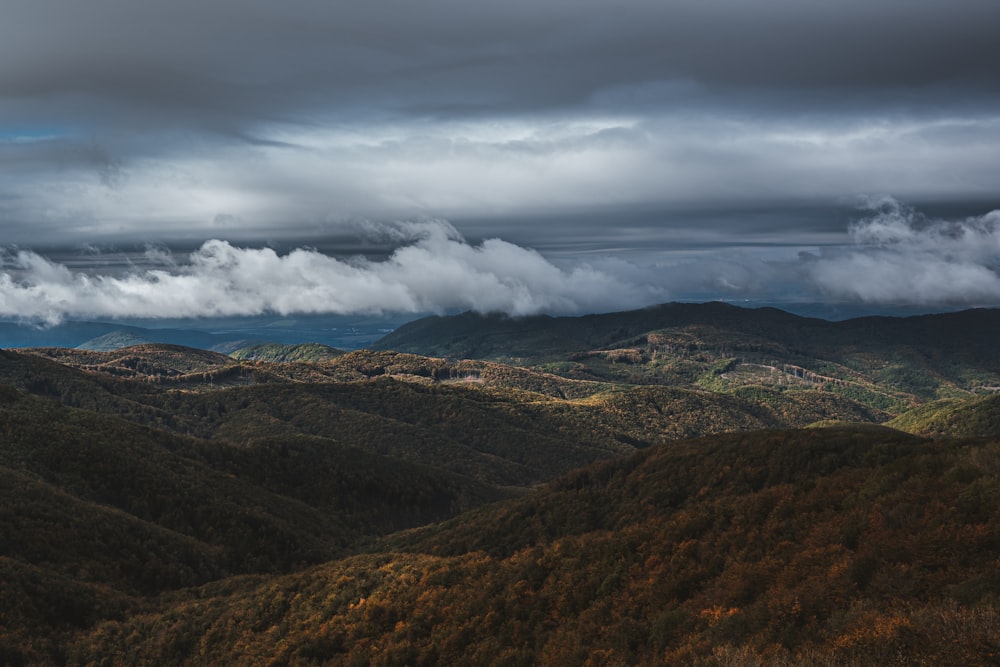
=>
[229,342,345,363]
[2,303,999,665]
[373,303,1000,412]
[8,345,887,485]
[59,427,1000,666]
[888,394,1000,438]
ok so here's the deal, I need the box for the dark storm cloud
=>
[1,0,999,310]
[6,1,999,120]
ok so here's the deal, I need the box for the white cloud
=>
[807,198,1000,303]
[3,112,999,247]
[2,201,999,324]
[0,221,668,324]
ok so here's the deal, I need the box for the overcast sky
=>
[2,0,1000,319]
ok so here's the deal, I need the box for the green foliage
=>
[0,466,222,594]
[372,303,1000,415]
[229,342,345,363]
[187,434,509,532]
[888,394,1000,437]
[0,557,137,666]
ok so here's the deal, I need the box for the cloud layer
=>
[1,202,998,324]
[807,199,1000,304]
[2,0,999,247]
[3,1,1000,311]
[0,221,667,324]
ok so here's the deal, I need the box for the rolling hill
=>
[0,380,507,664]
[888,394,1000,438]
[372,302,1000,412]
[4,303,1000,665]
[0,313,415,351]
[4,345,888,486]
[54,426,1000,666]
[373,303,1000,367]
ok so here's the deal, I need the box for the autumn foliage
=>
[2,304,1000,665]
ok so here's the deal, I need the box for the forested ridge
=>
[2,303,999,665]
[42,428,1000,666]
[374,303,1000,412]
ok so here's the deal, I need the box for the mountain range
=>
[2,302,999,665]
[0,313,413,352]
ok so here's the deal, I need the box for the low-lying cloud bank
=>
[0,221,668,324]
[1,200,998,324]
[807,198,1000,303]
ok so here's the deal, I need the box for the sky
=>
[2,0,1000,322]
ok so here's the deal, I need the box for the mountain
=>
[0,313,418,351]
[373,303,1000,363]
[372,303,1000,413]
[31,344,237,378]
[0,322,246,351]
[4,305,1000,665]
[0,377,507,664]
[0,321,131,349]
[0,385,503,576]
[59,426,1000,666]
[4,346,887,486]
[74,330,151,351]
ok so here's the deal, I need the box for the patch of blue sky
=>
[0,126,73,142]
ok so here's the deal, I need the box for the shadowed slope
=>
[66,426,1000,666]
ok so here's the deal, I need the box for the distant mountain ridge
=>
[372,302,1000,361]
[75,331,152,351]
[0,313,415,351]
[0,321,249,351]
[370,302,1000,410]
